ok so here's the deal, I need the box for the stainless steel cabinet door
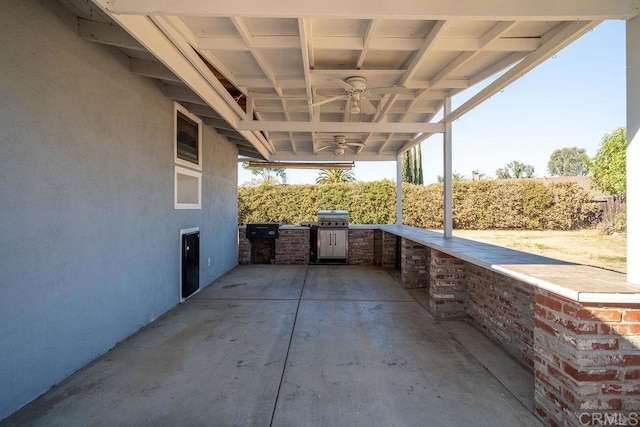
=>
[318,229,333,258]
[317,229,348,259]
[332,229,348,259]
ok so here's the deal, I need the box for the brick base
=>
[381,231,397,268]
[400,238,429,288]
[428,249,466,320]
[534,290,640,426]
[275,229,310,265]
[348,229,375,265]
[467,264,534,368]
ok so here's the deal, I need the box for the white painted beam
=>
[204,118,236,131]
[628,15,640,285]
[161,16,243,93]
[199,35,300,50]
[396,154,403,225]
[402,21,448,85]
[129,58,180,81]
[78,18,145,50]
[88,4,272,160]
[376,20,448,123]
[269,152,399,162]
[298,18,314,121]
[162,85,206,105]
[180,102,222,119]
[443,97,453,238]
[357,20,378,69]
[444,20,597,123]
[238,121,445,133]
[231,17,283,97]
[102,0,640,20]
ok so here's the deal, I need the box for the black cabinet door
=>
[181,231,199,299]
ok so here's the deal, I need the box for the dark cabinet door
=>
[181,231,199,299]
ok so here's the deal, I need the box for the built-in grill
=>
[246,223,279,264]
[246,223,279,239]
[316,210,348,262]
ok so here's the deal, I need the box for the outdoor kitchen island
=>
[238,223,381,266]
[238,223,640,426]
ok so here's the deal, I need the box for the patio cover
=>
[77,0,639,283]
[85,0,637,161]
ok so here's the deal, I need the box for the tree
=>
[589,127,626,198]
[315,169,356,184]
[437,172,466,183]
[401,144,424,184]
[496,161,535,179]
[242,162,287,186]
[547,147,589,176]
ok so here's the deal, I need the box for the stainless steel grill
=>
[317,210,348,261]
[318,210,349,228]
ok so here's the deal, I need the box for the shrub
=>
[238,180,601,230]
[612,213,627,233]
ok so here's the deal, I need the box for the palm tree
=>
[316,169,356,184]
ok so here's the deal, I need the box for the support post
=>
[443,97,453,238]
[396,153,403,225]
[628,16,640,284]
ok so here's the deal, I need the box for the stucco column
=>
[628,16,640,285]
[396,153,403,224]
[443,97,453,238]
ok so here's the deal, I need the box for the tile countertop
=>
[378,224,640,304]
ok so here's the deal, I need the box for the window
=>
[174,103,202,209]
[174,102,202,171]
[175,166,202,209]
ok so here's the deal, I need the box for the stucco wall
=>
[0,1,238,419]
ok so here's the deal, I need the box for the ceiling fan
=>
[310,76,409,115]
[316,135,365,156]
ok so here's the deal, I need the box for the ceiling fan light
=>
[334,147,345,156]
[350,105,360,114]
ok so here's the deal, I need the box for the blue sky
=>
[239,20,626,186]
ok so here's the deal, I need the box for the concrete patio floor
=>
[3,265,541,426]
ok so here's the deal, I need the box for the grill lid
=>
[318,210,349,227]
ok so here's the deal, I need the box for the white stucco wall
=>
[628,16,640,285]
[0,1,238,418]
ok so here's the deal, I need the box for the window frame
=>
[174,165,202,210]
[174,102,203,171]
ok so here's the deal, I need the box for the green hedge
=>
[238,179,601,230]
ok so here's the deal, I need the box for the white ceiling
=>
[76,0,639,162]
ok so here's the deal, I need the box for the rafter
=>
[88,11,272,159]
[375,20,449,124]
[356,20,378,69]
[161,16,242,91]
[77,18,144,50]
[298,18,314,121]
[129,58,180,82]
[231,17,283,98]
[239,121,444,133]
[402,21,449,84]
[445,20,598,123]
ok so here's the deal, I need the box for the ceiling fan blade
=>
[315,145,333,152]
[310,95,344,108]
[367,86,409,95]
[346,142,366,147]
[328,78,355,91]
[360,97,377,115]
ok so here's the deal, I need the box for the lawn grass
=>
[450,229,627,273]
